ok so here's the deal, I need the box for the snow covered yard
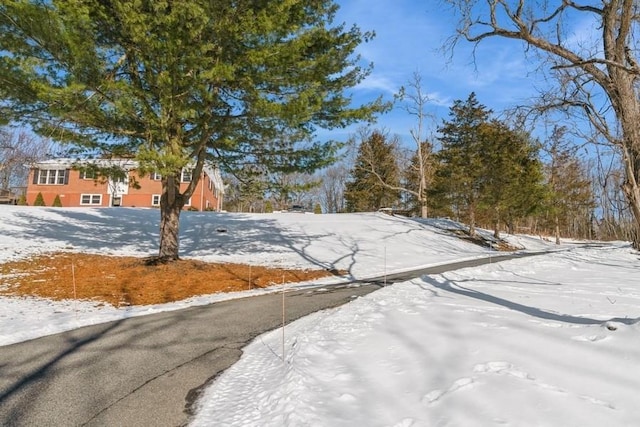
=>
[1,206,639,426]
[0,206,491,346]
[192,244,640,426]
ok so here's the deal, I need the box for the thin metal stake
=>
[490,240,493,263]
[282,273,286,363]
[72,262,77,320]
[384,246,387,286]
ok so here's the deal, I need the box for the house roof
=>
[30,158,138,170]
[30,158,225,193]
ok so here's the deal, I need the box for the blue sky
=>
[325,0,548,145]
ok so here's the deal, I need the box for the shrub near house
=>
[26,159,225,211]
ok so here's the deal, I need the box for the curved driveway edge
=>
[0,252,542,426]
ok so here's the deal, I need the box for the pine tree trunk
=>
[468,208,476,237]
[554,214,561,245]
[157,175,184,262]
[158,201,182,261]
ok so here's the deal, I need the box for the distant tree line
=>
[210,89,635,244]
[341,93,600,243]
[3,0,639,255]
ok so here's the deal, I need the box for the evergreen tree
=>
[268,171,318,210]
[33,192,45,206]
[344,130,401,212]
[433,93,547,237]
[433,93,491,236]
[476,122,547,237]
[224,167,267,213]
[52,195,63,207]
[0,0,388,262]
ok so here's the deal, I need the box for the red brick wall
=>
[26,169,222,210]
[27,169,110,207]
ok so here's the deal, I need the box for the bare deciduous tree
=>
[0,129,52,191]
[315,163,350,213]
[350,74,436,218]
[397,73,436,218]
[445,0,640,248]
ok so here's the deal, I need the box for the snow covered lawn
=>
[192,244,640,426]
[1,206,639,426]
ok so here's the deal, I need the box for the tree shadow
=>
[2,209,498,282]
[3,209,363,275]
[0,281,379,425]
[6,208,159,254]
[178,212,364,277]
[0,319,126,424]
[421,276,640,326]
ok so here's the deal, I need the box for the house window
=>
[80,194,102,205]
[181,169,192,182]
[151,194,161,206]
[80,170,95,180]
[36,169,68,185]
[184,197,191,207]
[151,172,162,181]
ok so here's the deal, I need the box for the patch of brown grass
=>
[0,252,337,307]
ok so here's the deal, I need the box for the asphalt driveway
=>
[0,253,532,426]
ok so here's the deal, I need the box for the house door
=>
[108,176,128,206]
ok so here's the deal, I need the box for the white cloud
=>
[355,73,400,95]
[332,0,555,141]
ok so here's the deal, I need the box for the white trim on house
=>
[79,170,96,180]
[35,169,68,185]
[80,194,102,205]
[30,158,138,170]
[181,169,193,182]
[30,160,223,191]
[30,158,225,209]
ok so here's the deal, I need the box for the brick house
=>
[26,158,225,211]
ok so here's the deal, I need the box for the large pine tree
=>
[433,93,491,235]
[0,0,387,261]
[433,93,546,237]
[476,121,546,238]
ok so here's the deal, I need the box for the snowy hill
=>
[1,206,639,426]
